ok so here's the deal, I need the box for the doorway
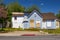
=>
[30,20,34,28]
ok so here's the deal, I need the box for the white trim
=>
[47,21,51,27]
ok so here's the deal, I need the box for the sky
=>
[3,0,60,14]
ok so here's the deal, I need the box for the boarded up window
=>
[30,20,34,28]
[36,21,40,27]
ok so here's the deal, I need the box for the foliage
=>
[0,17,5,23]
[26,5,40,13]
[7,2,25,12]
[0,3,7,30]
[0,0,3,3]
[56,11,60,19]
[7,2,25,21]
[0,3,6,24]
[7,10,12,21]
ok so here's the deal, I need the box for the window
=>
[14,17,17,20]
[47,21,51,27]
[34,14,36,17]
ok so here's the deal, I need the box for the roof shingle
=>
[41,12,57,20]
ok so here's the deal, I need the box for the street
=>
[0,35,60,40]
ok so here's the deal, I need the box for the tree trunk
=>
[6,21,10,28]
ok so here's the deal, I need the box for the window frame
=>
[46,21,51,27]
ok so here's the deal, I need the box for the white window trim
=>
[47,21,51,27]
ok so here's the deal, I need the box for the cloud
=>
[40,3,44,5]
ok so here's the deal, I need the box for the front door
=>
[30,20,34,28]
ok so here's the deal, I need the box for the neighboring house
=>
[12,9,57,29]
[56,19,60,28]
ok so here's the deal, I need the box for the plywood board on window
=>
[36,23,40,28]
[30,20,34,28]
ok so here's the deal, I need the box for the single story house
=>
[12,9,57,29]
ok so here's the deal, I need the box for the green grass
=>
[0,28,40,32]
[40,28,60,34]
[0,28,60,34]
[0,28,24,33]
[24,28,40,31]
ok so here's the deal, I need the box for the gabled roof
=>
[12,9,57,20]
[27,9,56,20]
[28,10,42,18]
[41,12,57,20]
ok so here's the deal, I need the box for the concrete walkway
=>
[0,31,48,36]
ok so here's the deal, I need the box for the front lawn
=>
[40,28,60,34]
[24,28,40,31]
[0,28,24,33]
[0,28,60,34]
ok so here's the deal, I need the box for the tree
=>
[0,17,6,30]
[7,2,25,12]
[26,5,40,13]
[56,11,60,19]
[0,0,3,4]
[7,2,25,21]
[0,3,7,30]
[6,1,25,28]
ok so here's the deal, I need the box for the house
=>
[12,9,57,29]
[56,19,60,28]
